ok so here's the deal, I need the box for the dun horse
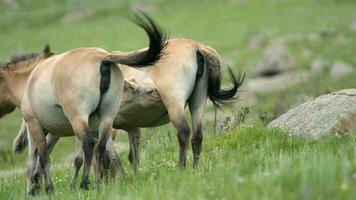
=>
[0,13,167,195]
[14,39,245,182]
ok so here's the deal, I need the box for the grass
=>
[0,0,355,199]
[0,126,355,199]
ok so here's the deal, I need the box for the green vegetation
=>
[0,0,355,199]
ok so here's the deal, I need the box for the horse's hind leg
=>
[70,116,95,190]
[127,128,141,173]
[25,118,54,194]
[95,106,121,183]
[26,133,41,195]
[188,98,207,169]
[71,138,84,189]
[165,102,190,169]
[33,134,59,183]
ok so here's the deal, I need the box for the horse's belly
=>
[34,105,74,136]
[34,105,100,137]
[115,95,169,128]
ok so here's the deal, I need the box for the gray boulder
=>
[268,89,356,138]
[253,43,294,77]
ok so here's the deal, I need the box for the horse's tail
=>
[197,46,245,107]
[102,12,167,68]
[13,119,28,154]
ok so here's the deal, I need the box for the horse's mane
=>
[2,53,39,70]
[1,45,52,71]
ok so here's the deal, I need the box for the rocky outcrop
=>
[268,89,356,138]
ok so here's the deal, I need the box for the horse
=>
[1,13,167,195]
[14,38,245,182]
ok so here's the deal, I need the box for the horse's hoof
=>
[27,184,41,196]
[70,182,76,190]
[80,182,89,190]
[45,184,54,194]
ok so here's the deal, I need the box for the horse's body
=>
[1,13,167,195]
[14,38,244,181]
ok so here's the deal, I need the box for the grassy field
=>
[0,0,355,199]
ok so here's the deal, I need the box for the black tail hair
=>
[13,123,28,154]
[197,50,245,107]
[100,60,113,96]
[129,12,168,67]
[102,12,167,67]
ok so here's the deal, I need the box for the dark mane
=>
[2,52,40,70]
[1,44,52,72]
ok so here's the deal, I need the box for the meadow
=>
[0,0,355,199]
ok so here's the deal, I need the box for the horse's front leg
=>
[25,119,53,194]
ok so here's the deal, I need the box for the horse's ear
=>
[42,44,51,54]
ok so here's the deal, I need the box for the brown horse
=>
[1,13,167,195]
[14,39,244,181]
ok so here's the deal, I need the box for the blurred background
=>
[0,0,355,197]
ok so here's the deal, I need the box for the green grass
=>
[0,126,355,199]
[0,0,355,199]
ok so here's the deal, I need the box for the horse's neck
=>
[5,67,34,107]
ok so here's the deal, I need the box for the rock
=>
[253,43,294,77]
[319,28,337,37]
[311,58,326,72]
[330,61,354,79]
[61,10,89,23]
[244,69,312,93]
[350,19,356,32]
[307,33,320,43]
[301,48,312,60]
[245,33,268,51]
[335,35,350,46]
[131,2,156,12]
[268,89,356,138]
[2,0,17,8]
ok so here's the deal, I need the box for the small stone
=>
[349,19,356,32]
[252,43,294,77]
[330,61,354,79]
[61,11,89,23]
[311,58,326,72]
[245,33,268,51]
[307,33,320,43]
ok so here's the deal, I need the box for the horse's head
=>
[0,45,53,118]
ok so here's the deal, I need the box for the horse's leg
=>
[188,99,207,169]
[188,78,208,168]
[165,102,190,169]
[71,138,83,189]
[25,119,53,194]
[71,117,95,190]
[95,78,123,183]
[95,118,116,184]
[33,134,59,183]
[26,132,41,195]
[105,132,126,178]
[127,128,141,173]
[60,110,95,190]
